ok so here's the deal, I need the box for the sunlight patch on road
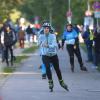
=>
[0,72,41,75]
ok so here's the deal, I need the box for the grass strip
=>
[22,45,38,53]
[3,55,29,73]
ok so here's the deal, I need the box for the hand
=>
[74,45,76,49]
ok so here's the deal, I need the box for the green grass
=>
[14,55,29,63]
[3,67,15,73]
[22,45,38,53]
[2,55,29,73]
[2,44,38,73]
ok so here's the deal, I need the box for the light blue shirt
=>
[38,33,58,56]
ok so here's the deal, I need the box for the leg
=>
[85,42,93,62]
[41,64,46,79]
[74,44,87,71]
[74,44,83,67]
[50,55,69,91]
[42,55,53,91]
[50,55,62,80]
[9,46,14,66]
[19,39,22,48]
[66,45,74,72]
[42,56,52,80]
[4,46,9,66]
[22,39,24,48]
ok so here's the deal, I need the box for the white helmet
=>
[42,22,51,27]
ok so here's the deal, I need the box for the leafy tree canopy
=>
[0,0,97,32]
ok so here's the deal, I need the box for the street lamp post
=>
[66,0,72,24]
[68,0,71,11]
[84,0,94,30]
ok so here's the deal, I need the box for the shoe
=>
[42,74,46,79]
[80,66,87,71]
[71,65,74,72]
[59,80,69,91]
[48,80,54,92]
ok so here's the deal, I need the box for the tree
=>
[0,0,95,32]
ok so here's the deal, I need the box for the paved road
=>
[0,47,100,100]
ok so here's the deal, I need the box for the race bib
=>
[48,47,56,53]
[66,39,75,45]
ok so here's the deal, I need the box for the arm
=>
[61,31,66,49]
[38,35,42,46]
[38,35,48,47]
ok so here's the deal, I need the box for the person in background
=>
[0,24,16,66]
[62,23,87,72]
[82,26,94,62]
[26,25,35,44]
[93,26,100,68]
[18,27,25,48]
